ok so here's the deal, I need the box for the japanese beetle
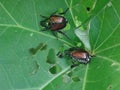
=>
[40,15,68,31]
[57,47,92,68]
[40,8,70,39]
[65,47,91,64]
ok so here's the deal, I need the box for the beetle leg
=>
[51,31,59,39]
[57,31,71,40]
[40,27,49,31]
[71,61,80,68]
[40,15,48,19]
[50,10,58,16]
[41,29,47,31]
[59,8,69,15]
[71,62,80,68]
[50,8,69,16]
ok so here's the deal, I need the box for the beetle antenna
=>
[40,15,48,18]
[57,51,63,58]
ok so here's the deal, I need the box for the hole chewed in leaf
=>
[31,61,40,75]
[49,64,62,74]
[46,48,56,64]
[29,43,47,55]
[64,71,80,83]
[72,76,80,82]
[67,69,80,82]
[107,84,112,90]
[62,74,71,83]
[86,7,91,12]
[67,71,73,77]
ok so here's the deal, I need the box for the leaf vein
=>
[112,3,120,21]
[97,55,120,65]
[95,23,120,51]
[93,8,106,50]
[0,2,19,26]
[96,43,120,54]
[0,24,74,47]
[82,65,89,90]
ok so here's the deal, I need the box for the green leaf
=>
[0,0,72,90]
[88,0,120,89]
[1,0,120,90]
[74,0,120,90]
